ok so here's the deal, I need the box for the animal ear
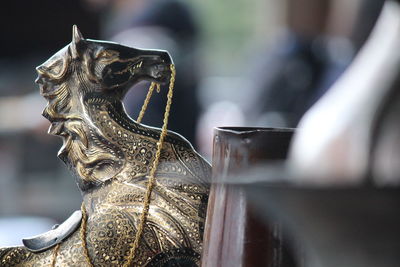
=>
[70,25,84,58]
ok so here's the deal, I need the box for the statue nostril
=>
[35,76,45,84]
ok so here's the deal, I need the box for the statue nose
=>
[160,51,173,65]
[35,66,48,84]
[138,49,173,65]
[35,76,43,84]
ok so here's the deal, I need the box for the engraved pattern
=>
[0,26,210,266]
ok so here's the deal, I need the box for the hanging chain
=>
[51,203,93,267]
[80,203,94,267]
[137,82,161,123]
[124,64,176,267]
[51,244,60,267]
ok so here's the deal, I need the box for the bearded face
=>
[36,26,172,191]
[36,44,126,189]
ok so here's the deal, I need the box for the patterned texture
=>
[0,27,210,266]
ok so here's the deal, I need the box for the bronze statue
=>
[0,26,210,267]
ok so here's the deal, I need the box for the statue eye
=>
[48,61,63,76]
[41,57,67,80]
[96,50,117,59]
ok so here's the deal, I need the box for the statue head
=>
[36,26,173,191]
[36,25,172,99]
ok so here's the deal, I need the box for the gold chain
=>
[137,82,161,123]
[124,64,175,267]
[51,244,60,267]
[80,203,94,267]
[52,65,176,267]
[51,203,93,267]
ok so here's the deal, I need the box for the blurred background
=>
[0,0,384,246]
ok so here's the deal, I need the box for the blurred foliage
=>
[186,0,286,75]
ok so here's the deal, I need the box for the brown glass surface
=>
[202,127,295,267]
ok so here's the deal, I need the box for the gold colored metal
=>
[50,244,60,267]
[125,64,176,267]
[137,82,158,124]
[80,203,94,267]
[0,26,210,266]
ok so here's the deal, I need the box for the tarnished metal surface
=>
[0,26,210,266]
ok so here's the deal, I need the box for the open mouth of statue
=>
[57,134,73,159]
[46,121,73,159]
[48,121,65,136]
[46,118,85,161]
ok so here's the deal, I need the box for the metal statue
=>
[0,25,210,267]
